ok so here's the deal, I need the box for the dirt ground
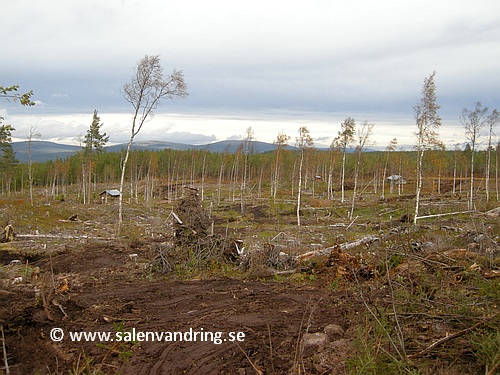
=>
[1,241,359,374]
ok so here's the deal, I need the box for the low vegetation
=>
[0,175,498,373]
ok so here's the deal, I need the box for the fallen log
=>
[296,235,379,261]
[415,210,473,221]
[16,233,115,240]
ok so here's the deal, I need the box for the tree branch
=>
[408,315,496,359]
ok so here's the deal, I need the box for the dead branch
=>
[1,324,9,375]
[390,251,450,268]
[235,342,263,375]
[408,315,496,359]
[296,235,379,261]
[40,273,54,321]
[346,216,359,231]
[52,298,68,318]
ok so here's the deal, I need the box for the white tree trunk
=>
[414,149,425,225]
[297,152,304,226]
[340,150,346,203]
[470,151,475,210]
[118,137,133,227]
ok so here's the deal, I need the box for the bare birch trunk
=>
[496,146,499,201]
[414,149,424,225]
[118,140,133,227]
[470,151,475,210]
[297,151,303,226]
[340,150,346,203]
[217,161,224,206]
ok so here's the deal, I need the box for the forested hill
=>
[12,140,299,163]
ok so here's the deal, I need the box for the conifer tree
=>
[82,110,109,204]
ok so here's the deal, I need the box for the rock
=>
[324,324,345,340]
[301,332,329,357]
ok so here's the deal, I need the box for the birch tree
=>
[381,138,397,199]
[241,127,254,213]
[350,121,374,218]
[485,109,499,201]
[332,117,355,203]
[272,131,290,201]
[296,126,314,226]
[496,141,500,201]
[120,55,188,227]
[27,125,41,206]
[1,84,34,194]
[460,102,488,209]
[0,85,35,106]
[413,71,442,224]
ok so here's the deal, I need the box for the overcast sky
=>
[1,0,499,148]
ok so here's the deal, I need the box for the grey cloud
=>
[2,0,499,143]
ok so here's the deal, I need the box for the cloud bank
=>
[1,0,499,148]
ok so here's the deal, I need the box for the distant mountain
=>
[105,140,194,153]
[194,140,297,153]
[12,139,299,163]
[12,141,81,163]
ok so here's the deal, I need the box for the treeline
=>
[2,143,500,203]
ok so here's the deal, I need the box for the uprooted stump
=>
[264,243,297,270]
[149,188,236,273]
[173,187,211,246]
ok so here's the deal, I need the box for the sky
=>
[1,0,499,149]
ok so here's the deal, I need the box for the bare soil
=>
[1,241,358,374]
